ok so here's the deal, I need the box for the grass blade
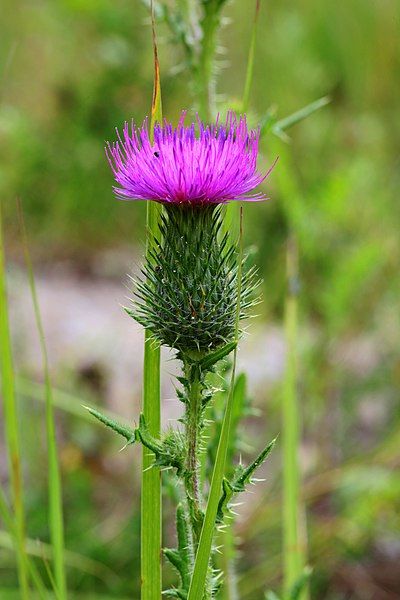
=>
[271,139,308,597]
[188,208,244,599]
[0,487,50,600]
[219,374,247,600]
[0,200,29,598]
[271,96,331,140]
[227,1,262,246]
[16,377,127,426]
[141,2,163,598]
[282,235,302,595]
[17,200,67,599]
[0,530,120,585]
[242,0,262,113]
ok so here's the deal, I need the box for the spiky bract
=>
[128,204,256,355]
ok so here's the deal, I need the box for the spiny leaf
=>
[274,96,330,133]
[164,548,182,573]
[137,413,161,454]
[83,406,136,444]
[137,415,186,475]
[163,505,193,596]
[261,96,331,141]
[235,437,277,489]
[198,342,237,371]
[216,477,234,523]
[216,437,277,522]
[176,504,193,586]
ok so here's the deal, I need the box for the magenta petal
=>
[106,111,273,205]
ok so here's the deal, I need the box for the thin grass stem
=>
[0,487,49,600]
[282,235,302,595]
[242,0,261,114]
[271,139,308,597]
[17,200,67,599]
[196,1,222,120]
[141,3,163,598]
[218,0,262,575]
[0,201,29,598]
[225,1,261,246]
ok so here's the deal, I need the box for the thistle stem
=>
[283,235,302,596]
[196,5,219,119]
[184,364,203,544]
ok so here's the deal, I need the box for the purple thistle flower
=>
[106,111,273,205]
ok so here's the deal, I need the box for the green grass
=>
[0,201,29,598]
[272,139,308,596]
[18,202,67,598]
[241,0,261,114]
[0,487,49,599]
[140,4,163,598]
[282,235,303,595]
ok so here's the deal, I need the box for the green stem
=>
[141,203,162,600]
[196,4,219,119]
[184,364,204,544]
[242,0,261,114]
[141,5,163,598]
[272,137,308,598]
[282,235,302,596]
[188,208,244,600]
[0,202,29,598]
[18,201,66,598]
[186,367,201,536]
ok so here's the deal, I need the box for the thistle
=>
[93,111,275,598]
[106,111,270,354]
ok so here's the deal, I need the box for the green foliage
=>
[261,96,331,142]
[84,405,137,444]
[19,202,67,598]
[137,415,186,476]
[197,342,238,371]
[142,7,163,595]
[164,504,193,599]
[0,202,29,598]
[85,407,187,476]
[216,438,276,523]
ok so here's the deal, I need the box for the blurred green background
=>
[1,0,399,598]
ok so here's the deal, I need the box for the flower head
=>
[106,111,272,205]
